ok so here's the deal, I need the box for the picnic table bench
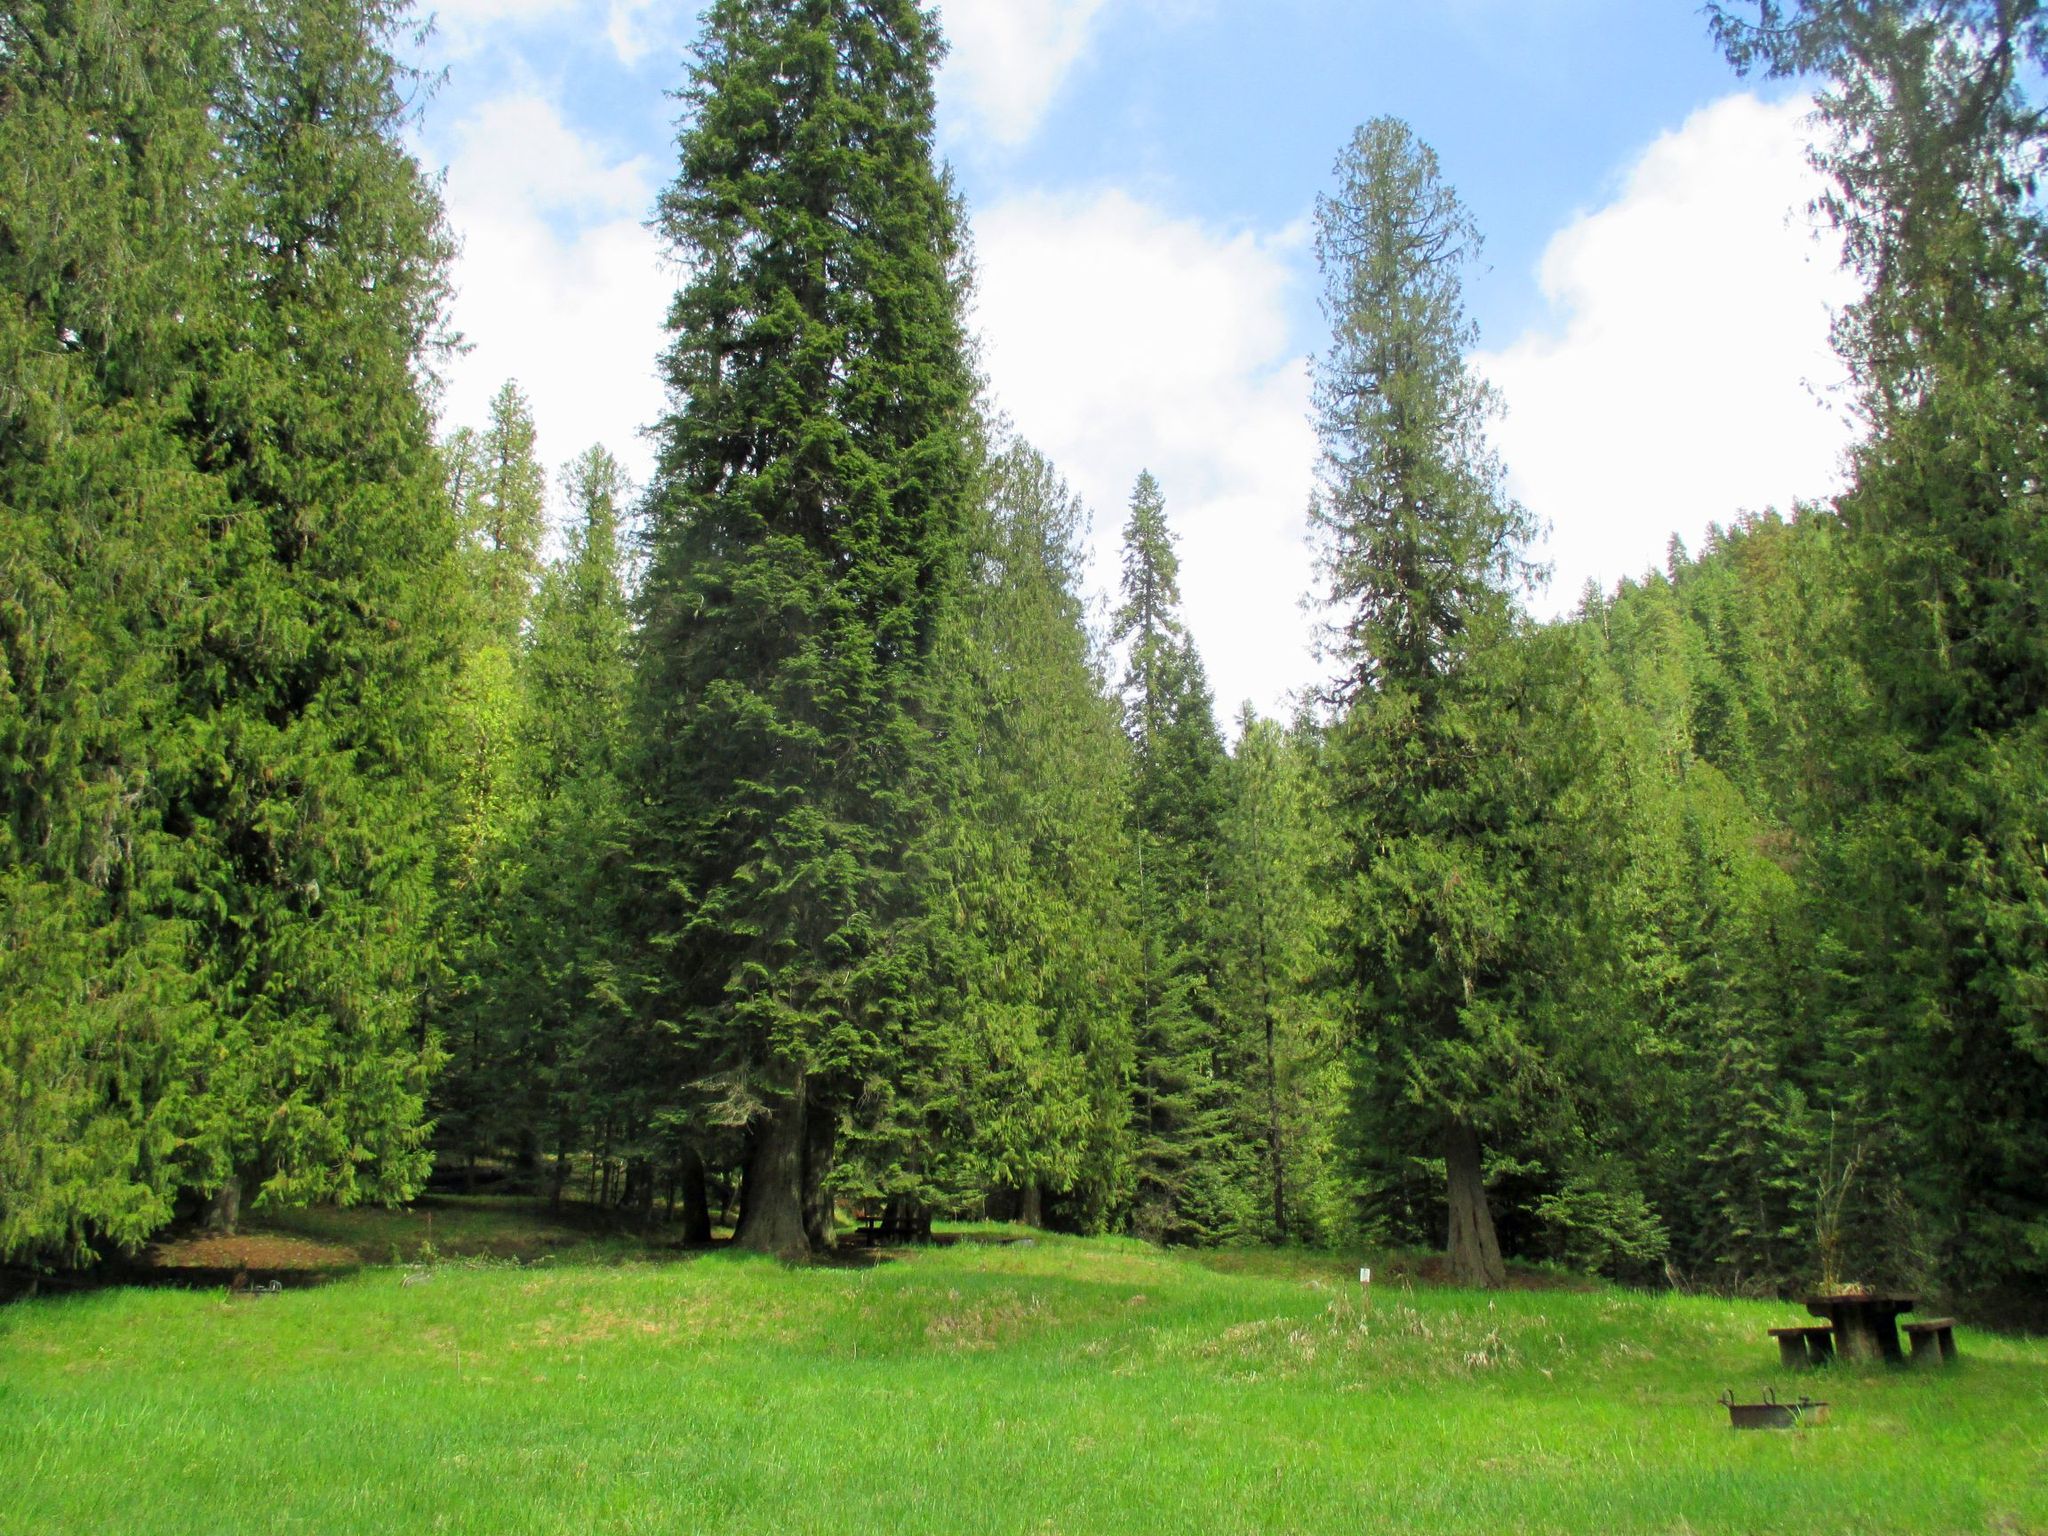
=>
[1903,1317,1958,1366]
[1768,1324,1836,1369]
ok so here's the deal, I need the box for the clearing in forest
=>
[3,1204,2043,1536]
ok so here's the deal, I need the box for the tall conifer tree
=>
[1112,472,1241,1242]
[956,442,1137,1231]
[0,0,230,1261]
[634,0,977,1258]
[1310,120,1547,1288]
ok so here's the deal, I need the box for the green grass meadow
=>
[3,1209,2044,1534]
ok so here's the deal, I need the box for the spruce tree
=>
[634,0,978,1258]
[1111,472,1242,1243]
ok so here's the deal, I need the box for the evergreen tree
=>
[1213,708,1346,1243]
[1310,119,1548,1288]
[512,447,642,1208]
[956,442,1137,1231]
[1111,472,1242,1243]
[174,0,462,1226]
[451,381,548,645]
[633,0,978,1258]
[0,0,230,1262]
[3,0,461,1253]
[1714,0,2048,1306]
[431,383,548,1188]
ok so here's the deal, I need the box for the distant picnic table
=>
[1803,1293,1916,1363]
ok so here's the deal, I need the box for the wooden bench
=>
[1769,1324,1836,1368]
[1903,1318,1958,1366]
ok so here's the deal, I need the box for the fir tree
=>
[1111,472,1242,1243]
[633,0,978,1258]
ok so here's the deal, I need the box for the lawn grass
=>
[3,1208,2044,1535]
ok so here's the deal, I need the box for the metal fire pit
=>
[1720,1387,1830,1430]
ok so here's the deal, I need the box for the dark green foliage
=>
[955,443,1137,1232]
[1310,119,1557,1288]
[632,0,978,1256]
[1111,473,1244,1243]
[1713,0,2048,1310]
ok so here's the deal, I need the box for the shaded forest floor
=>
[3,1201,2044,1534]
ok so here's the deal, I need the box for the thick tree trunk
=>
[1444,1117,1506,1289]
[679,1145,713,1245]
[1020,1181,1043,1229]
[206,1174,242,1236]
[733,1084,812,1259]
[800,1093,837,1255]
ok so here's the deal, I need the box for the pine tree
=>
[633,0,978,1258]
[1111,472,1242,1243]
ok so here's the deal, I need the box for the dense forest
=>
[3,0,2044,1323]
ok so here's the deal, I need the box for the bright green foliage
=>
[511,447,641,1199]
[0,0,458,1261]
[0,0,230,1262]
[170,0,461,1221]
[1310,119,1555,1288]
[429,382,549,1185]
[633,0,978,1256]
[448,382,548,646]
[1714,0,2048,1308]
[1111,472,1242,1243]
[954,442,1138,1231]
[1212,708,1348,1244]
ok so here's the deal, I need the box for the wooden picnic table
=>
[1804,1294,1916,1363]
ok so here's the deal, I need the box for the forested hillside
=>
[3,0,2043,1322]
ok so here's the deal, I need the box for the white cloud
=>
[1476,92,1860,609]
[937,0,1115,147]
[970,189,1318,720]
[436,93,674,518]
[423,0,686,67]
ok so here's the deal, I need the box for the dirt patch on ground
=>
[145,1234,357,1271]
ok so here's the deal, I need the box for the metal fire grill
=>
[1720,1387,1831,1429]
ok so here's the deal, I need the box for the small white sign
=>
[1360,1267,1371,1285]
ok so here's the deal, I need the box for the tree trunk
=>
[734,1082,812,1259]
[206,1174,242,1236]
[1444,1117,1506,1289]
[679,1145,713,1245]
[1020,1181,1043,1229]
[800,1092,837,1255]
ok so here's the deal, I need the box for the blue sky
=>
[407,0,1857,720]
